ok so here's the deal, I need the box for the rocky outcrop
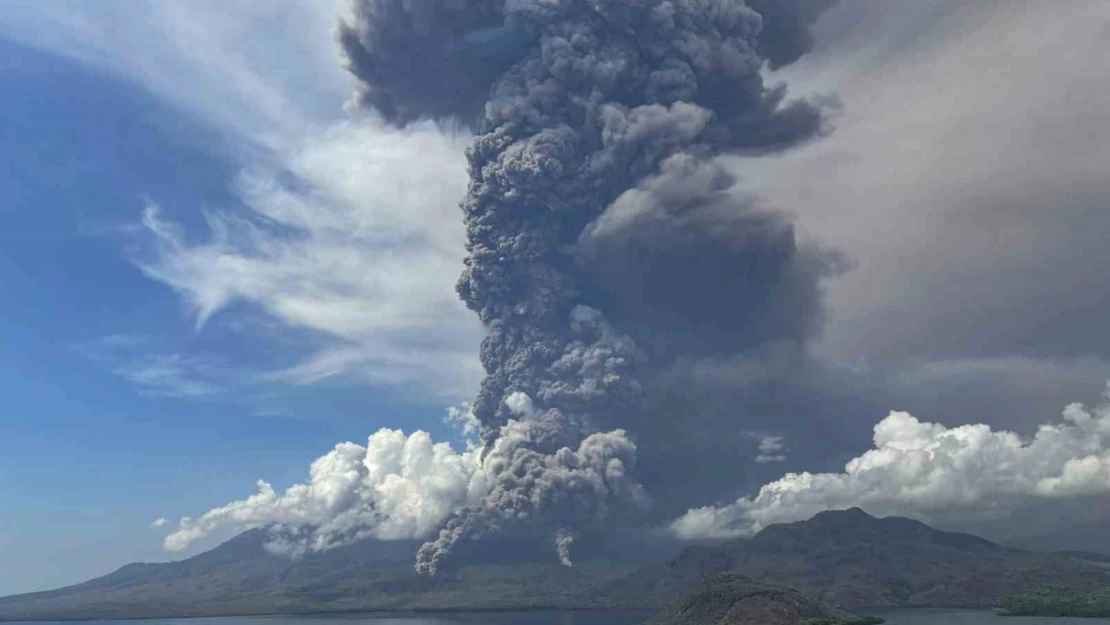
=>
[646,573,879,625]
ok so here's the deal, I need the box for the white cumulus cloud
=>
[673,382,1110,540]
[163,427,485,553]
[162,403,645,561]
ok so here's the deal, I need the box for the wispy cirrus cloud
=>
[76,334,228,398]
[116,354,222,398]
[0,0,351,146]
[754,435,789,464]
[6,2,485,402]
[134,120,483,399]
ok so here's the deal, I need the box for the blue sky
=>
[0,2,481,595]
[4,0,1110,599]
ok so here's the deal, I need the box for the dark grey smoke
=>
[338,0,517,125]
[574,154,838,360]
[747,0,840,69]
[340,0,839,574]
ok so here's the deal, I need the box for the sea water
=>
[867,608,1096,624]
[4,610,1091,625]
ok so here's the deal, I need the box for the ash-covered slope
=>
[0,529,422,620]
[0,529,643,620]
[595,508,1110,609]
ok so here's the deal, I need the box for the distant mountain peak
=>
[808,506,877,523]
[5,509,1108,620]
[817,506,872,517]
[750,507,998,552]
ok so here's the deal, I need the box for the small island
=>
[999,587,1110,618]
[646,573,884,625]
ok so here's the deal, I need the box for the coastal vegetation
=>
[999,587,1110,618]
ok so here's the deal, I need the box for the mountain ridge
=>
[585,507,1110,609]
[1003,519,1110,555]
[3,508,1110,620]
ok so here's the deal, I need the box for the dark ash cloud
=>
[337,0,520,126]
[747,0,840,69]
[574,154,841,360]
[157,1,1110,563]
[340,0,840,573]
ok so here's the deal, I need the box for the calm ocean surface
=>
[867,609,1099,624]
[5,610,1094,625]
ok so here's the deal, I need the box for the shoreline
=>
[0,606,658,623]
[2,605,1021,623]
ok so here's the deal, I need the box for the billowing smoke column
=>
[555,528,576,567]
[339,0,836,574]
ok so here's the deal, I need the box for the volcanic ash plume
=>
[339,0,836,574]
[555,528,576,567]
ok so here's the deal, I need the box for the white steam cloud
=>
[554,529,575,567]
[754,435,788,464]
[673,382,1110,540]
[164,428,484,553]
